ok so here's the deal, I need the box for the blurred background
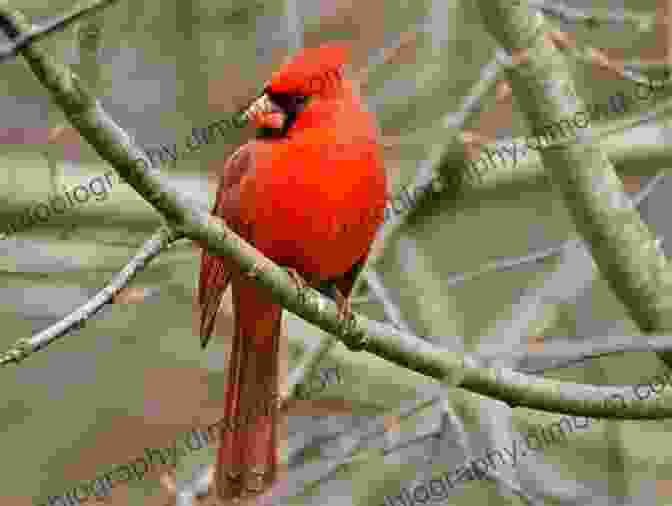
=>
[2,0,672,505]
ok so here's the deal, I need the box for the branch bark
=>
[0,0,118,62]
[476,0,672,367]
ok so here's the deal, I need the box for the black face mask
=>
[255,91,310,139]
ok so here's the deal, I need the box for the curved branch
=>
[362,267,413,333]
[510,334,672,374]
[5,4,672,421]
[477,0,672,368]
[475,171,664,358]
[0,226,181,365]
[526,0,654,32]
[0,0,118,62]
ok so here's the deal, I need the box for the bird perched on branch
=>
[198,42,388,500]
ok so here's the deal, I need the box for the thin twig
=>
[510,334,672,374]
[362,268,413,333]
[443,49,509,128]
[444,243,565,287]
[442,142,665,302]
[546,30,663,87]
[275,393,443,498]
[0,0,118,62]
[527,0,654,32]
[0,226,180,365]
[365,49,507,268]
[355,17,428,91]
[477,171,664,359]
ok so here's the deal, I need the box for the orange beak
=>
[243,93,286,130]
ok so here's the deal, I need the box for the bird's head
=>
[243,42,352,137]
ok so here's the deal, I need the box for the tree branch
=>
[508,334,672,374]
[0,226,180,365]
[362,267,413,333]
[477,0,672,367]
[0,0,118,62]
[476,171,664,358]
[371,57,672,263]
[526,0,654,33]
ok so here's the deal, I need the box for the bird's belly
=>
[250,175,385,280]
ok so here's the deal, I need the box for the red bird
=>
[198,42,388,500]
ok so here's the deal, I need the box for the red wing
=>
[198,144,255,346]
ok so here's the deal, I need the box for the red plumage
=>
[198,42,388,500]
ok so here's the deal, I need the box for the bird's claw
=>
[286,267,308,305]
[334,288,356,332]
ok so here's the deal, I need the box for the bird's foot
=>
[333,288,356,332]
[285,267,308,305]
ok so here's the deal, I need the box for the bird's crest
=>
[265,42,352,97]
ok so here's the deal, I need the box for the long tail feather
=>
[199,249,233,348]
[215,276,282,500]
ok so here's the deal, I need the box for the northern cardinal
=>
[198,42,388,500]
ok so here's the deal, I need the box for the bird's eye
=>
[266,92,291,108]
